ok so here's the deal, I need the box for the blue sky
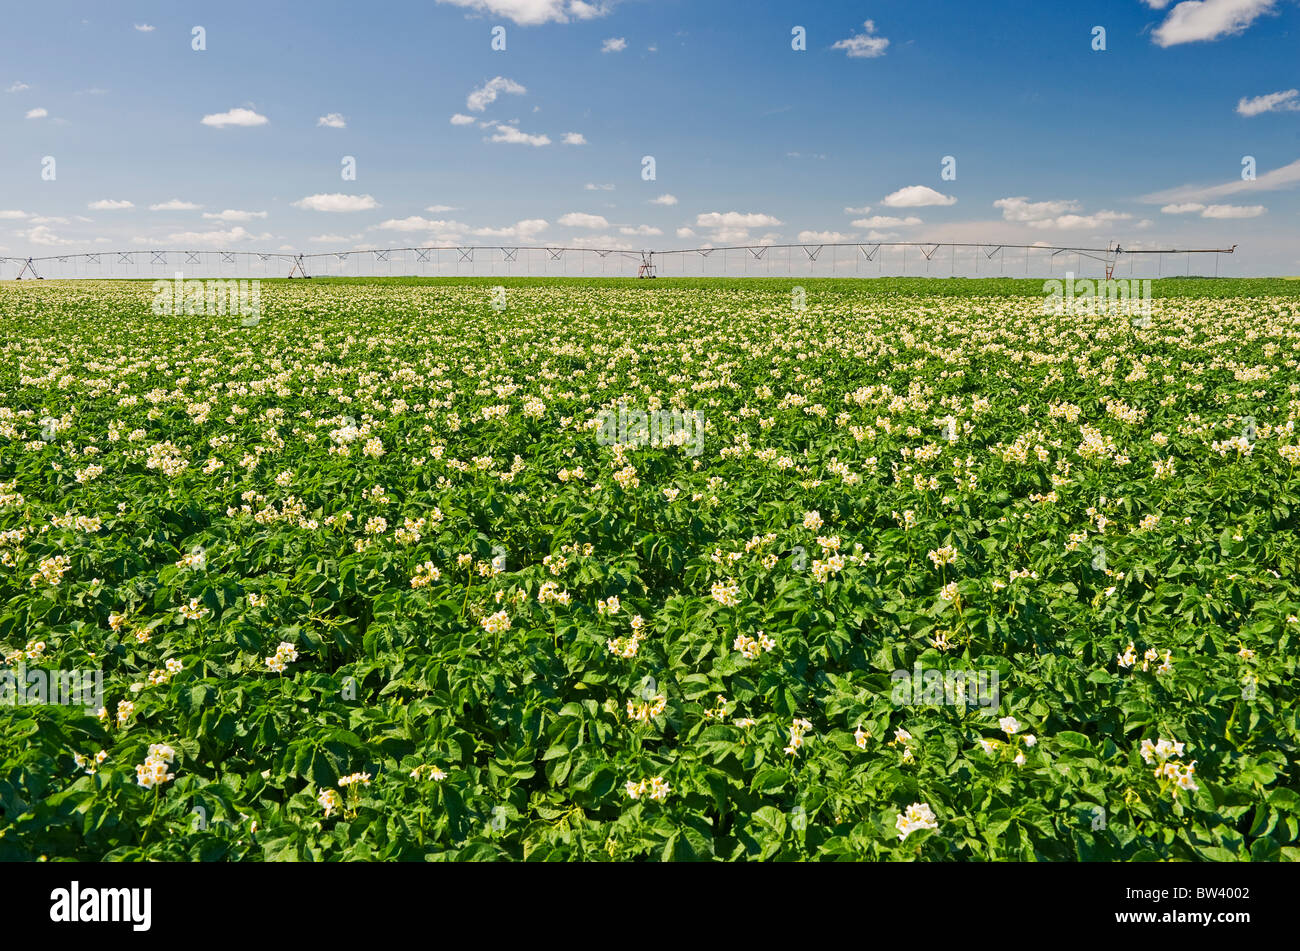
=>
[2,0,1299,273]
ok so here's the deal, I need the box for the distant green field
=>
[17,275,1300,299]
[283,276,1300,298]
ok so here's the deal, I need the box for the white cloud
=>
[798,230,855,243]
[865,230,899,241]
[881,185,956,208]
[203,209,268,221]
[994,197,1083,221]
[844,205,872,214]
[30,216,69,225]
[435,0,609,26]
[308,234,354,243]
[676,227,696,238]
[851,215,922,228]
[1201,203,1266,218]
[559,212,610,228]
[1161,202,1207,213]
[166,226,271,245]
[619,224,662,236]
[1236,89,1300,116]
[317,113,347,128]
[425,204,456,212]
[695,211,783,244]
[650,194,678,205]
[6,82,30,93]
[1033,211,1132,229]
[569,234,637,250]
[585,183,615,191]
[450,113,476,125]
[88,199,134,210]
[467,76,526,112]
[602,37,628,53]
[995,196,1131,229]
[832,20,889,58]
[149,199,201,211]
[25,107,47,119]
[292,193,379,212]
[487,124,551,146]
[201,107,269,128]
[1141,157,1300,203]
[695,212,782,230]
[472,218,549,240]
[1149,0,1277,47]
[134,23,155,32]
[562,132,587,145]
[0,210,29,219]
[24,225,77,246]
[373,216,470,233]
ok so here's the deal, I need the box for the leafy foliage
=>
[0,279,1297,861]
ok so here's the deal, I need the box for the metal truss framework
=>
[0,242,1238,280]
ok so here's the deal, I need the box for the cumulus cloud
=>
[676,227,695,238]
[450,113,476,125]
[467,76,526,112]
[435,0,609,26]
[994,197,1084,221]
[292,193,379,212]
[23,225,77,246]
[832,20,889,58]
[1040,211,1133,229]
[602,37,627,52]
[317,113,347,128]
[1148,0,1278,47]
[619,224,662,236]
[165,226,271,245]
[1161,202,1207,213]
[851,215,921,228]
[487,124,551,146]
[696,212,781,230]
[650,194,678,205]
[995,196,1131,229]
[149,199,201,211]
[1236,89,1300,116]
[558,212,610,228]
[472,218,549,240]
[201,107,269,128]
[88,199,134,210]
[203,209,268,221]
[695,211,783,244]
[373,216,470,233]
[425,204,456,212]
[562,132,587,145]
[134,23,155,32]
[881,185,956,208]
[568,235,637,250]
[0,210,30,219]
[798,230,855,243]
[6,81,30,93]
[585,183,615,191]
[844,205,872,215]
[25,107,47,119]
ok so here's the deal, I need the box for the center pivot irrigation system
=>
[0,241,1237,280]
